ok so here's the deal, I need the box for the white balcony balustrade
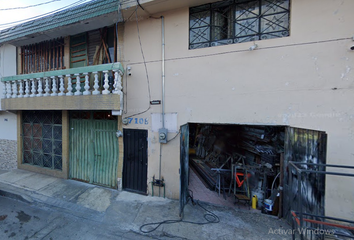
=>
[1,63,124,100]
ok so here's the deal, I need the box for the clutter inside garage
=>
[188,123,285,216]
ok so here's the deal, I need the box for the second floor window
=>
[189,0,290,49]
[21,38,65,74]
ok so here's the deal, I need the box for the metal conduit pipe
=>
[162,16,165,129]
[159,16,165,197]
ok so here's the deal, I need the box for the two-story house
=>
[118,0,354,222]
[1,0,353,226]
[0,0,125,188]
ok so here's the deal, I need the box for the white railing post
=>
[51,76,58,96]
[37,78,43,97]
[83,72,91,95]
[18,81,24,98]
[58,75,65,96]
[102,70,110,95]
[92,72,100,95]
[6,82,12,98]
[30,79,36,97]
[66,74,73,96]
[3,82,7,99]
[2,82,7,99]
[74,74,82,96]
[12,81,18,98]
[24,80,30,98]
[44,78,50,97]
[113,70,123,95]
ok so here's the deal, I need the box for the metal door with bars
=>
[283,127,327,223]
[179,124,189,218]
[69,111,119,188]
[123,129,148,194]
[22,110,63,170]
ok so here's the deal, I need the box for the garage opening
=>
[179,123,327,222]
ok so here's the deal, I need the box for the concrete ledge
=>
[18,164,67,179]
[2,94,121,110]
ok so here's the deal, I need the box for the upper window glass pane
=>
[189,0,290,49]
[190,11,211,49]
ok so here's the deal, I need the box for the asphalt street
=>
[0,170,295,240]
[0,196,154,240]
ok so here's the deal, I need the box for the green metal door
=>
[70,33,88,68]
[69,111,119,188]
[70,33,88,92]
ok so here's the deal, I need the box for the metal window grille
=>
[189,0,290,49]
[21,38,65,74]
[22,111,63,170]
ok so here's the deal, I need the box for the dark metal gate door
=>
[69,111,119,188]
[123,129,148,194]
[179,124,189,218]
[283,127,327,223]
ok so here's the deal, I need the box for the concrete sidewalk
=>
[0,169,292,240]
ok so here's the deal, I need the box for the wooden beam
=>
[114,24,117,63]
[71,59,86,63]
[99,28,111,63]
[71,42,86,48]
[72,53,87,58]
[71,48,86,54]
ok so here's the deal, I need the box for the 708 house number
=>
[127,118,149,125]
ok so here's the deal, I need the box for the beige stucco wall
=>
[122,0,354,220]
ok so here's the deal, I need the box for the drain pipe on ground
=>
[158,16,165,197]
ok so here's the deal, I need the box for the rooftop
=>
[0,0,120,46]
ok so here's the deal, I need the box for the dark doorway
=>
[123,129,148,194]
[179,123,327,220]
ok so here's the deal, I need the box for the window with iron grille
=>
[20,38,65,74]
[22,111,63,170]
[189,0,290,49]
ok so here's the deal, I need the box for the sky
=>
[0,0,92,30]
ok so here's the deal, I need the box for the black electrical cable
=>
[139,190,220,234]
[123,5,152,119]
[0,0,89,27]
[0,0,60,11]
[167,130,181,142]
[136,0,145,11]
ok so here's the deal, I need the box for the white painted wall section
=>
[0,44,17,140]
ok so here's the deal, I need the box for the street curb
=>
[0,188,33,204]
[0,181,108,222]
